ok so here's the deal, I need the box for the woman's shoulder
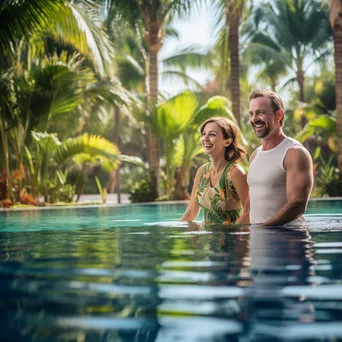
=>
[195,163,210,178]
[198,162,210,172]
[227,162,246,178]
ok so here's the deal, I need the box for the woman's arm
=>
[230,164,250,224]
[180,165,204,222]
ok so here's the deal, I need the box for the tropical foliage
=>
[329,0,342,178]
[245,0,332,102]
[27,132,120,202]
[0,0,340,207]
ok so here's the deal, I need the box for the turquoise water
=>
[0,200,342,341]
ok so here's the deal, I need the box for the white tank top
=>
[247,136,304,224]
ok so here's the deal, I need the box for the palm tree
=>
[0,0,114,77]
[242,13,288,91]
[226,0,244,124]
[107,22,209,200]
[103,0,201,199]
[0,0,63,62]
[27,132,120,202]
[329,0,342,176]
[0,0,115,201]
[246,0,332,103]
[0,74,15,200]
[212,0,245,124]
[153,91,199,198]
[0,50,130,202]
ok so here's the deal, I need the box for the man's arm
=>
[263,146,313,226]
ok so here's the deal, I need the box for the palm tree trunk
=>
[114,105,121,204]
[0,118,10,200]
[106,105,121,203]
[0,168,7,201]
[329,0,342,177]
[116,169,121,203]
[296,69,307,127]
[149,50,161,199]
[296,69,305,102]
[174,166,190,200]
[333,15,342,176]
[227,0,242,125]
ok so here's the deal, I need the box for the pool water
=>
[0,200,342,341]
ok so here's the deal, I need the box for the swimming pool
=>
[0,200,342,341]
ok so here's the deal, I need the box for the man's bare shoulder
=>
[286,144,312,158]
[284,145,312,169]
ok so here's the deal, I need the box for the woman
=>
[181,117,249,224]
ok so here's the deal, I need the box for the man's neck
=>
[261,130,286,151]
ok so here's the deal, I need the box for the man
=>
[245,89,313,226]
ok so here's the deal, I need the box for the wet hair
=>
[200,117,247,163]
[249,89,285,126]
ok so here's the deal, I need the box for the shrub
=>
[48,183,75,203]
[325,178,342,197]
[129,178,154,203]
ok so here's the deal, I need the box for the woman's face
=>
[201,122,231,157]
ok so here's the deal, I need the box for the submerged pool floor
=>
[0,202,342,341]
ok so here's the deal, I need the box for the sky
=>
[157,1,295,103]
[157,1,268,98]
[159,3,214,95]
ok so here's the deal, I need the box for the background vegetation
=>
[0,0,341,207]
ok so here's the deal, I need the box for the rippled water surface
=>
[1,201,342,341]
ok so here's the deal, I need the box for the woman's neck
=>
[210,158,228,174]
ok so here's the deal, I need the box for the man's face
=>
[249,97,279,138]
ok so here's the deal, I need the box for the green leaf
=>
[55,133,120,166]
[309,115,336,131]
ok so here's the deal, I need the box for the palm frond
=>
[55,133,120,166]
[279,76,298,91]
[121,155,148,169]
[0,0,63,61]
[295,115,336,144]
[31,131,61,153]
[161,70,204,89]
[162,46,212,71]
[72,153,116,173]
[151,91,199,138]
[164,26,180,41]
[84,77,135,109]
[53,1,114,78]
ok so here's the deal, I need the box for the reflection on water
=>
[0,207,342,341]
[244,227,315,341]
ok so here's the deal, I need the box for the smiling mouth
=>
[203,144,214,150]
[253,122,265,129]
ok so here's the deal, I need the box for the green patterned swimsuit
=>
[196,161,242,224]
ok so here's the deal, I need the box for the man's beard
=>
[253,121,270,138]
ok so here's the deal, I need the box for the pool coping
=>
[0,200,191,212]
[0,197,341,212]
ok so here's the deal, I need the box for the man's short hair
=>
[249,89,285,126]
